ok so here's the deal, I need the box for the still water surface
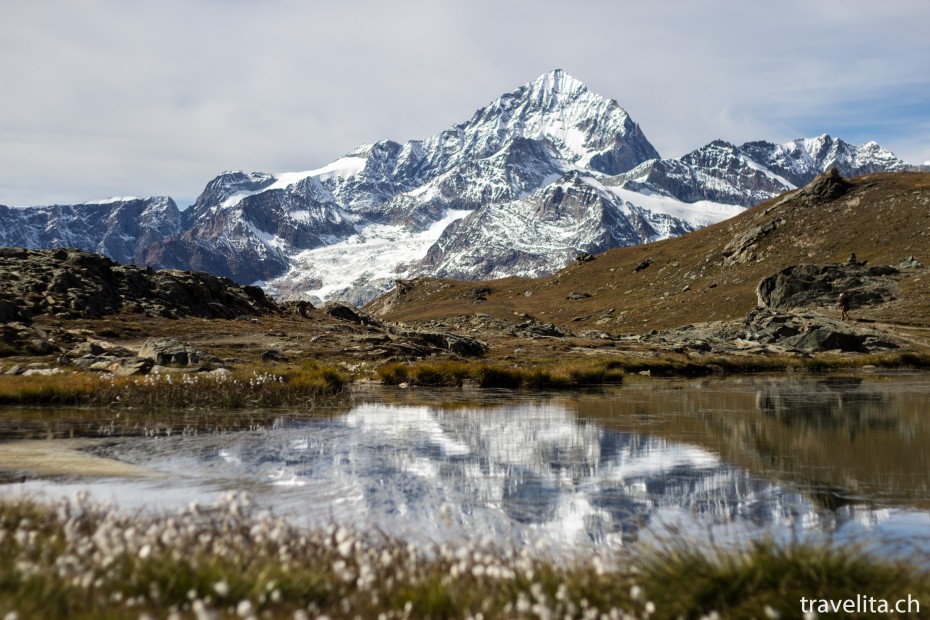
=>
[3,374,929,557]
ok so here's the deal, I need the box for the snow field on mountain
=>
[219,156,367,209]
[608,186,744,230]
[737,156,796,188]
[84,196,145,205]
[268,209,471,302]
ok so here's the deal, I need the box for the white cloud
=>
[1,0,928,205]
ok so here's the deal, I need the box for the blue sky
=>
[1,0,928,206]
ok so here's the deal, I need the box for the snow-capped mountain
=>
[146,68,667,300]
[416,170,742,281]
[0,70,916,305]
[0,196,180,265]
[616,136,911,208]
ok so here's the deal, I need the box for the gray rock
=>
[658,306,899,355]
[866,265,898,277]
[69,342,106,357]
[323,301,380,326]
[0,248,279,321]
[512,320,571,339]
[21,368,65,376]
[114,360,154,376]
[138,338,203,366]
[795,167,852,202]
[28,339,53,354]
[780,328,868,353]
[723,219,782,267]
[897,256,924,269]
[261,349,289,362]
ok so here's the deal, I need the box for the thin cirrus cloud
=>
[1,0,928,207]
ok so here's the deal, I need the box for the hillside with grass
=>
[366,171,930,335]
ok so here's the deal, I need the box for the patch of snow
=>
[289,210,311,223]
[739,155,796,188]
[220,191,258,209]
[270,209,470,302]
[518,172,562,199]
[268,155,368,189]
[242,220,287,252]
[220,156,367,210]
[608,185,744,229]
[83,196,144,205]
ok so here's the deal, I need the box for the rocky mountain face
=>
[0,70,915,305]
[0,197,181,265]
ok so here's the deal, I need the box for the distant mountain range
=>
[0,69,916,305]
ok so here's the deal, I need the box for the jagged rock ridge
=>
[0,247,277,321]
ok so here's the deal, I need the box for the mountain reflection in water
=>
[3,375,929,556]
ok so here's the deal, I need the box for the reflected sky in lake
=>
[3,374,930,557]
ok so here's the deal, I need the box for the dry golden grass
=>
[0,373,101,405]
[376,358,629,388]
[0,362,346,409]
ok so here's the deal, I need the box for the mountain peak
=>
[528,69,588,97]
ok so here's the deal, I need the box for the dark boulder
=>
[780,328,868,353]
[261,349,289,362]
[0,300,24,323]
[323,301,380,326]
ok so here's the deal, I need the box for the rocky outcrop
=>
[323,301,381,326]
[511,320,571,339]
[756,263,897,311]
[0,247,279,321]
[740,308,895,353]
[642,255,916,356]
[793,167,853,203]
[646,307,899,355]
[0,323,61,357]
[386,327,487,357]
[722,218,784,267]
[137,338,213,367]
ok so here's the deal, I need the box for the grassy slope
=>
[366,172,930,334]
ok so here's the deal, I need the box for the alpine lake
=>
[2,372,929,563]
